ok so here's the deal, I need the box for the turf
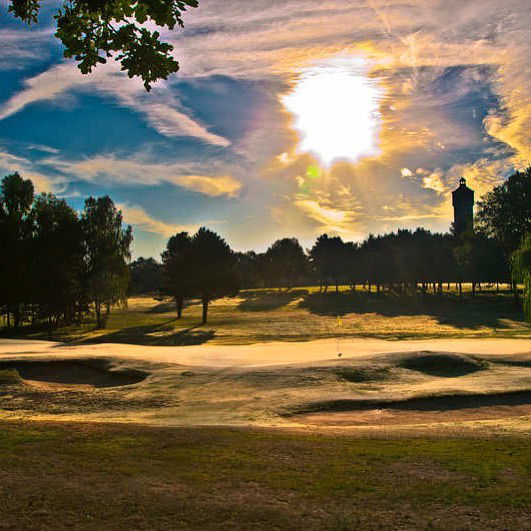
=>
[0,421,530,529]
[4,285,529,345]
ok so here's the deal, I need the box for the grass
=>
[5,285,528,345]
[0,369,22,385]
[0,421,530,529]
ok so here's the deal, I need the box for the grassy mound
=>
[398,352,488,377]
[0,369,22,385]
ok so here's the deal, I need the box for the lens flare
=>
[282,57,382,167]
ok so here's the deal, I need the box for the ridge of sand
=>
[1,337,530,367]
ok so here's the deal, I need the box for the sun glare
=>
[282,57,382,166]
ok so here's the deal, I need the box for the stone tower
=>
[452,177,474,235]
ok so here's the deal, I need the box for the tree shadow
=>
[72,320,215,346]
[146,300,198,314]
[299,291,525,330]
[238,289,308,312]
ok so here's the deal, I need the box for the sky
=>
[0,0,529,259]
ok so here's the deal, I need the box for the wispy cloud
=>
[0,62,230,147]
[0,148,62,194]
[117,203,199,236]
[43,153,243,197]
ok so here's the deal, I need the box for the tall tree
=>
[81,196,132,328]
[31,194,84,331]
[189,228,238,324]
[309,234,349,293]
[512,234,531,322]
[161,232,193,319]
[8,0,199,90]
[129,257,163,295]
[264,238,308,291]
[0,173,34,327]
[476,167,531,256]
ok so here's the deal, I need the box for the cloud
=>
[44,153,243,197]
[117,203,198,237]
[421,171,447,194]
[0,62,230,147]
[0,28,52,70]
[0,149,62,194]
[171,175,242,197]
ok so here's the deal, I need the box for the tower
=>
[452,177,474,235]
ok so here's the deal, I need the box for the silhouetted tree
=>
[31,194,84,332]
[234,251,260,289]
[161,232,193,318]
[8,0,199,90]
[81,196,132,328]
[309,234,349,293]
[0,173,34,327]
[454,230,507,295]
[263,238,308,290]
[476,167,531,256]
[129,257,162,294]
[189,228,238,324]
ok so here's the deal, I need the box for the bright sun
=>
[282,57,382,167]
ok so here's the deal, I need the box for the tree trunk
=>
[95,302,102,329]
[459,282,462,297]
[513,281,521,308]
[176,297,183,319]
[202,298,209,324]
[335,281,339,294]
[472,282,476,296]
[13,305,21,328]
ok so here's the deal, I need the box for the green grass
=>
[0,369,22,384]
[3,285,529,345]
[0,421,530,529]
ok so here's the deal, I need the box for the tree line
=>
[136,167,531,322]
[0,173,132,331]
[2,167,530,330]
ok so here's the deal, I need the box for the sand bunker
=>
[397,352,487,377]
[0,359,147,388]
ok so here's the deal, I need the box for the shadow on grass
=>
[299,291,525,330]
[74,321,215,346]
[146,300,198,314]
[238,289,309,312]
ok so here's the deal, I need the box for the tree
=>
[512,234,531,322]
[476,167,531,256]
[31,194,85,332]
[129,257,162,294]
[81,196,132,328]
[234,251,260,289]
[8,0,198,90]
[453,230,507,295]
[189,228,238,324]
[0,173,34,327]
[161,232,193,318]
[263,238,308,291]
[309,234,350,293]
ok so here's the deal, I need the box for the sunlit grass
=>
[4,284,529,344]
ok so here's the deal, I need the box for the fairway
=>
[1,421,531,529]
